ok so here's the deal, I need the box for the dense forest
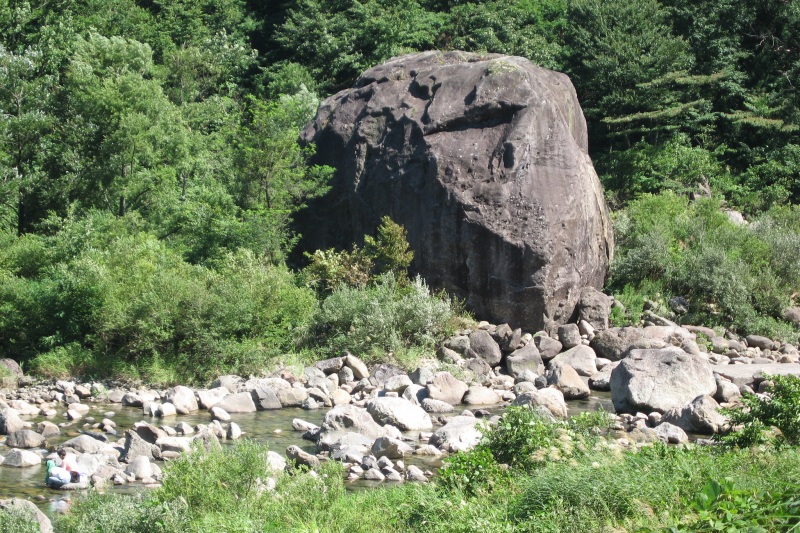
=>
[1,0,799,383]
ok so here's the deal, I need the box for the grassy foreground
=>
[4,406,789,532]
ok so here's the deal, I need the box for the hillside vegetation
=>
[1,0,798,383]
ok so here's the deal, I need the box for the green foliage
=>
[438,446,508,496]
[598,134,730,205]
[445,0,566,69]
[610,192,800,339]
[717,374,800,448]
[677,478,800,532]
[303,247,373,294]
[314,273,455,362]
[363,216,414,283]
[0,213,318,384]
[153,439,271,521]
[304,216,414,294]
[482,406,560,469]
[0,507,40,533]
[56,492,188,533]
[273,0,446,91]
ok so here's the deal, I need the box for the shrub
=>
[609,192,800,340]
[55,492,188,533]
[438,446,508,496]
[314,273,455,361]
[0,507,41,533]
[482,406,560,469]
[678,478,800,532]
[303,215,414,294]
[717,374,800,448]
[153,439,273,517]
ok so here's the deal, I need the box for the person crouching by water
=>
[45,459,71,488]
[57,448,82,483]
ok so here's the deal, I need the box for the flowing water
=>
[0,391,614,518]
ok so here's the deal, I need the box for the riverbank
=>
[2,309,800,531]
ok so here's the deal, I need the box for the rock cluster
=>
[0,296,798,496]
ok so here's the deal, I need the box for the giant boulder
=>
[298,51,613,330]
[610,347,716,414]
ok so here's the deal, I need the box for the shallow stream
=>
[0,391,614,518]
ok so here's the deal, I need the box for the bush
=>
[678,478,800,532]
[153,439,273,519]
[314,273,456,362]
[438,446,508,496]
[303,215,414,295]
[717,374,800,448]
[56,492,188,533]
[0,214,319,383]
[0,507,41,533]
[609,192,800,340]
[482,407,560,469]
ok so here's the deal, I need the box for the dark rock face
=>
[298,51,613,331]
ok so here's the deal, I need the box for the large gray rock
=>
[506,343,545,377]
[425,372,468,404]
[251,387,282,410]
[610,347,716,413]
[276,388,308,408]
[784,307,800,327]
[164,386,198,414]
[344,354,370,380]
[428,415,483,452]
[745,335,776,351]
[662,395,727,434]
[512,388,568,418]
[0,359,22,377]
[549,345,597,376]
[588,361,619,391]
[591,327,649,361]
[578,287,611,331]
[214,392,257,413]
[3,449,41,467]
[120,429,162,462]
[298,51,613,331]
[197,387,230,409]
[653,422,689,444]
[5,430,45,449]
[366,397,433,431]
[125,456,153,480]
[0,409,24,435]
[421,398,454,413]
[366,364,402,387]
[462,386,502,405]
[547,362,590,400]
[371,436,413,459]
[62,434,108,454]
[712,363,800,388]
[321,404,400,440]
[535,335,563,360]
[466,330,502,366]
[286,445,320,469]
[557,324,582,349]
[327,432,373,461]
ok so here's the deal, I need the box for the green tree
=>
[0,45,55,235]
[563,0,695,151]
